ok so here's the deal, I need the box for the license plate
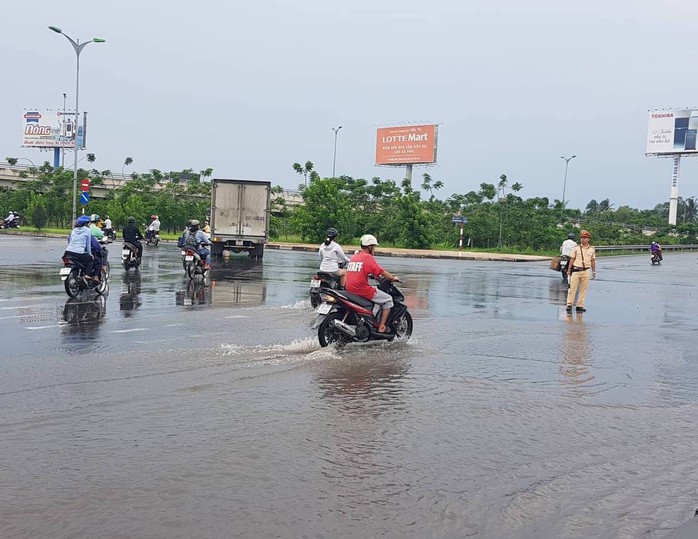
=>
[122,250,130,257]
[310,279,321,288]
[235,240,243,246]
[185,255,194,261]
[59,267,71,276]
[316,303,332,315]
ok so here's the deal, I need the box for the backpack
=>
[183,231,199,249]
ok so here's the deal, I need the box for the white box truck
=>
[210,179,271,259]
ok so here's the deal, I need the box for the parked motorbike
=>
[309,271,343,308]
[182,248,209,280]
[315,276,413,347]
[60,254,108,298]
[651,252,662,265]
[145,229,160,246]
[121,242,141,271]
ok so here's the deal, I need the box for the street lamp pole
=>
[61,92,67,168]
[49,26,105,223]
[331,126,342,178]
[560,155,576,219]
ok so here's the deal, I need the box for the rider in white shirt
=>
[561,233,577,258]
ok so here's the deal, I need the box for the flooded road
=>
[1,235,698,538]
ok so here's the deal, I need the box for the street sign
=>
[80,192,90,205]
[80,178,90,191]
[451,216,468,224]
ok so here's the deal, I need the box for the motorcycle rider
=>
[345,234,400,334]
[122,216,144,262]
[182,219,212,269]
[63,215,95,279]
[318,227,350,289]
[561,233,576,258]
[3,210,16,227]
[103,215,114,238]
[651,241,663,261]
[146,214,161,241]
[89,214,104,240]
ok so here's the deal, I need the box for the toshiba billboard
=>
[375,124,438,165]
[646,109,698,155]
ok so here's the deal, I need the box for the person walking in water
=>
[566,229,596,313]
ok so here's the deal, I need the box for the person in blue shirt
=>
[63,215,95,279]
[182,219,212,269]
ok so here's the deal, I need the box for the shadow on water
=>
[175,280,211,307]
[119,271,142,315]
[62,295,107,337]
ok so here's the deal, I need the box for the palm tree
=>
[292,161,315,186]
[598,198,614,213]
[683,196,698,223]
[585,199,599,213]
[122,157,133,178]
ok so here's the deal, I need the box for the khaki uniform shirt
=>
[571,244,595,270]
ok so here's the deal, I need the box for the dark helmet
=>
[76,215,90,226]
[326,227,338,239]
[567,233,575,240]
[127,216,136,224]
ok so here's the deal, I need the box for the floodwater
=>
[1,235,698,539]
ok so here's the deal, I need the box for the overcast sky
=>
[3,0,698,210]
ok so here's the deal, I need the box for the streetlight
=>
[14,157,37,168]
[331,126,342,178]
[49,25,105,223]
[560,155,576,219]
[61,92,67,168]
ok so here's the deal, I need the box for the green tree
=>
[292,161,315,187]
[30,196,48,230]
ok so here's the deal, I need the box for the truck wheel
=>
[211,243,224,258]
[250,244,264,260]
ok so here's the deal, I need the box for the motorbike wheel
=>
[123,260,130,271]
[186,262,196,280]
[154,238,159,246]
[310,292,320,308]
[64,269,81,298]
[103,261,111,281]
[95,276,108,295]
[391,311,413,341]
[318,313,346,348]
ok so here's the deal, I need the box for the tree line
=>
[2,157,696,251]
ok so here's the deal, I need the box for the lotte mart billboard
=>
[21,109,80,149]
[375,124,438,165]
[646,109,698,155]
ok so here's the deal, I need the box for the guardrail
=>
[595,244,698,252]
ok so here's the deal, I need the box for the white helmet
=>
[360,234,379,247]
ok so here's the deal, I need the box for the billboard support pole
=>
[669,155,681,226]
[53,148,60,169]
[405,164,413,188]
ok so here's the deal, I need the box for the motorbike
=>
[145,229,160,246]
[651,251,662,265]
[0,217,20,229]
[182,248,209,280]
[559,255,570,283]
[309,264,345,308]
[315,276,413,348]
[60,254,109,298]
[121,242,141,271]
[103,227,117,241]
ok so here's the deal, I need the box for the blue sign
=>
[80,192,90,205]
[451,216,468,224]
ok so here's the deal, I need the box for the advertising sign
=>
[646,109,698,155]
[375,124,438,165]
[21,109,78,149]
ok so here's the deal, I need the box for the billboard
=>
[646,109,698,155]
[375,124,438,165]
[21,109,79,149]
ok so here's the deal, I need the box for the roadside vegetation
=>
[2,158,697,253]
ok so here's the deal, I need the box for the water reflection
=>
[176,280,211,307]
[62,295,106,335]
[209,263,266,306]
[119,271,142,315]
[560,313,593,385]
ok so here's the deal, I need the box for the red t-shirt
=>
[345,251,384,299]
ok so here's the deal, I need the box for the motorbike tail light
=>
[320,293,336,303]
[62,257,73,266]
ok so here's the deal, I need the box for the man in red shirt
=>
[345,234,400,334]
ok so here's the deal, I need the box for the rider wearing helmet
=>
[318,227,350,288]
[89,214,104,240]
[63,215,95,279]
[650,240,663,260]
[181,219,212,269]
[345,234,400,334]
[560,232,577,258]
[146,214,161,241]
[122,216,144,262]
